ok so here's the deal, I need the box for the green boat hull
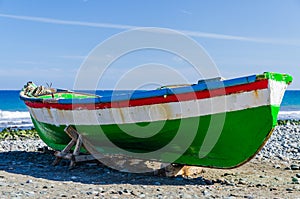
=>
[32,105,279,168]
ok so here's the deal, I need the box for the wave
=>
[0,110,33,130]
[278,111,300,120]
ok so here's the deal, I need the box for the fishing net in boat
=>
[22,82,55,97]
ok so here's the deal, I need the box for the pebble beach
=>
[0,121,300,199]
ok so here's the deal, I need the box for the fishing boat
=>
[20,72,292,168]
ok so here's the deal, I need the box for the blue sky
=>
[0,0,299,89]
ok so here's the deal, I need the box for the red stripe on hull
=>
[25,80,269,110]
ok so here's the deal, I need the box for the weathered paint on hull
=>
[31,105,279,168]
[22,72,292,168]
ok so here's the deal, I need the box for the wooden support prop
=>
[52,125,97,168]
[161,164,205,177]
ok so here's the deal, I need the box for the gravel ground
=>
[0,123,300,198]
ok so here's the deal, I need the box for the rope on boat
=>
[23,81,56,97]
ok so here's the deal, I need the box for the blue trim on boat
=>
[22,74,258,104]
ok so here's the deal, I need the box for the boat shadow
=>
[0,150,209,186]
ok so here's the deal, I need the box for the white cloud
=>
[59,55,87,60]
[16,60,44,65]
[180,9,192,15]
[0,13,136,29]
[172,56,185,63]
[1,13,298,45]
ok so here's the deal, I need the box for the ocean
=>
[0,90,299,131]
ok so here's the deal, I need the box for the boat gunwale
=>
[20,74,257,103]
[20,72,292,106]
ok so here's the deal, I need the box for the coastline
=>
[0,120,300,198]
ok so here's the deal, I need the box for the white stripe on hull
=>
[269,80,288,106]
[27,80,287,126]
